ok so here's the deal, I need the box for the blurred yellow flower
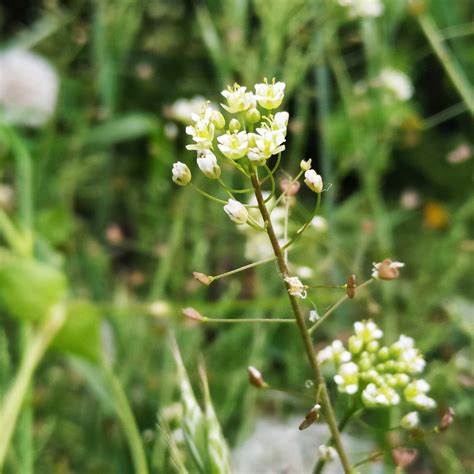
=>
[424,201,448,230]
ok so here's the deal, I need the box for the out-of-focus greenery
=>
[0,0,472,472]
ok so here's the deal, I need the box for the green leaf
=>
[85,113,157,147]
[0,255,67,323]
[52,301,102,362]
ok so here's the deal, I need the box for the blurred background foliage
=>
[0,0,472,472]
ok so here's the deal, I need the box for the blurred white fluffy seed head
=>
[0,49,59,127]
[376,68,414,101]
[339,0,384,18]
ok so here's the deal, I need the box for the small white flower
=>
[197,150,221,179]
[224,199,249,225]
[217,131,248,159]
[362,383,400,407]
[284,276,307,299]
[172,162,192,186]
[300,159,312,171]
[304,170,323,193]
[247,129,286,163]
[221,83,255,113]
[254,78,285,110]
[309,309,319,323]
[354,320,383,343]
[376,68,413,101]
[401,411,420,430]
[273,111,289,135]
[334,362,359,394]
[0,49,59,127]
[318,445,337,462]
[186,107,215,151]
[404,380,436,410]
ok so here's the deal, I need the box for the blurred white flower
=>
[401,411,420,430]
[254,78,285,110]
[400,189,421,210]
[339,0,384,18]
[166,96,208,123]
[0,49,59,127]
[362,383,401,407]
[404,380,437,410]
[311,216,328,232]
[376,68,413,101]
[318,445,337,462]
[446,143,471,164]
[295,266,314,279]
[318,340,352,365]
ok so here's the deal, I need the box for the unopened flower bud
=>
[304,169,323,193]
[229,118,241,132]
[300,159,312,171]
[197,150,221,179]
[245,108,261,124]
[193,272,213,285]
[211,110,225,129]
[372,259,405,280]
[224,198,249,224]
[182,307,206,321]
[437,407,455,432]
[172,161,192,186]
[401,411,420,430]
[280,179,300,197]
[299,404,321,430]
[247,366,267,388]
[346,274,356,299]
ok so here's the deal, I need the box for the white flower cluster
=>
[173,78,293,225]
[318,320,436,411]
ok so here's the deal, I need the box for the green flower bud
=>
[245,108,261,124]
[211,110,226,129]
[229,118,241,132]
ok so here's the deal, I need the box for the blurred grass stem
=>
[0,305,65,469]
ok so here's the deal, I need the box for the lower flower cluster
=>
[318,320,436,411]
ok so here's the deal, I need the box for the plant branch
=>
[250,173,352,473]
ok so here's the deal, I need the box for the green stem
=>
[313,406,359,474]
[419,14,474,114]
[102,364,149,474]
[201,317,295,324]
[0,305,66,469]
[308,279,374,335]
[210,255,277,282]
[250,173,352,473]
[190,184,228,204]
